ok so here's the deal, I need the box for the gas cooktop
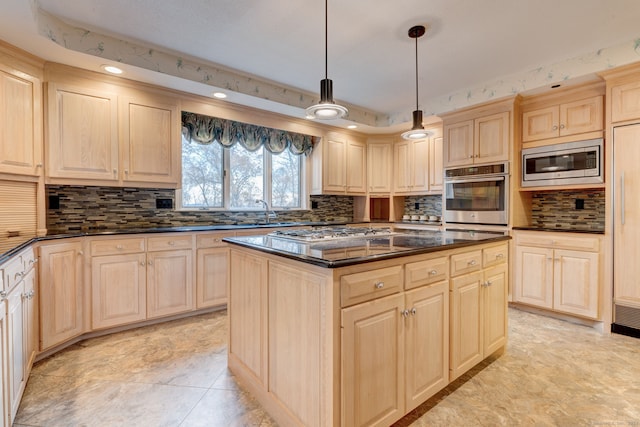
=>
[269,227,397,242]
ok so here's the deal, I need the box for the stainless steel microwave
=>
[521,138,603,187]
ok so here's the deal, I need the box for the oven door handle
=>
[445,176,506,184]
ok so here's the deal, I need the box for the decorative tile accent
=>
[403,195,442,217]
[46,186,353,234]
[530,190,604,231]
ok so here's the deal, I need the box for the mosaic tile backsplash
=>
[530,190,605,231]
[46,186,353,234]
[404,195,443,217]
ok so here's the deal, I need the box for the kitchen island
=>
[224,228,510,427]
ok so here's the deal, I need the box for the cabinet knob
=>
[486,280,492,287]
[560,124,565,129]
[411,307,417,316]
[468,155,474,159]
[168,241,175,246]
[401,309,410,318]
[552,125,558,130]
[468,259,477,266]
[0,291,6,300]
[78,250,84,256]
[496,253,504,259]
[140,261,145,267]
[374,281,384,289]
[214,238,221,243]
[116,245,123,250]
[14,272,24,280]
[148,260,154,266]
[113,169,117,175]
[429,269,438,275]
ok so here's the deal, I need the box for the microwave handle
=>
[621,172,625,225]
[446,176,505,184]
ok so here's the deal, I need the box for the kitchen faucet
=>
[256,199,277,224]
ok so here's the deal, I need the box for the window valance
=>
[181,111,315,156]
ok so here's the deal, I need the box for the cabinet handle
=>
[29,290,35,299]
[560,124,565,129]
[496,253,504,259]
[374,281,384,289]
[401,309,410,318]
[78,250,84,256]
[467,259,476,266]
[116,245,123,250]
[125,170,129,175]
[214,238,221,243]
[0,291,6,301]
[14,272,24,280]
[552,125,558,130]
[140,261,145,267]
[468,155,474,159]
[486,280,492,287]
[113,169,117,175]
[429,269,438,275]
[411,307,417,316]
[168,241,175,246]
[148,260,153,266]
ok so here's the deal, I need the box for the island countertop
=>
[223,229,511,268]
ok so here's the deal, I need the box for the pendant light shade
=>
[306,0,348,120]
[401,25,431,140]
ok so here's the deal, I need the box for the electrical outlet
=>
[575,198,585,210]
[48,195,60,210]
[414,202,420,209]
[311,200,319,209]
[156,198,173,209]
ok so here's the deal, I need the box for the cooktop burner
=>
[269,227,397,242]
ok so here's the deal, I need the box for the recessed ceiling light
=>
[347,124,358,129]
[212,92,227,99]
[101,65,123,75]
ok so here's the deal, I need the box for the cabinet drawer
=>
[341,265,403,307]
[196,232,236,248]
[405,256,448,290]
[515,233,599,252]
[450,250,482,277]
[483,243,508,268]
[91,238,146,256]
[147,235,193,252]
[1,248,35,291]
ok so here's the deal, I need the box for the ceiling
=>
[1,0,640,133]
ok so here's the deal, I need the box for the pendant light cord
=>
[414,34,419,110]
[325,0,328,80]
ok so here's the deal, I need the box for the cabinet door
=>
[322,137,347,193]
[91,253,147,329]
[393,140,411,193]
[475,111,509,164]
[429,135,444,192]
[0,299,8,427]
[367,142,392,193]
[39,242,84,350]
[449,271,483,381]
[23,268,37,374]
[613,125,640,306]
[444,120,474,167]
[7,281,24,423]
[483,263,507,355]
[553,249,599,318]
[404,282,449,412]
[0,65,41,176]
[146,249,193,318]
[560,96,603,137]
[611,80,640,123]
[46,83,119,181]
[196,247,228,308]
[513,245,554,309]
[346,139,366,194]
[522,106,559,142]
[342,293,405,427]
[411,139,429,192]
[121,94,179,185]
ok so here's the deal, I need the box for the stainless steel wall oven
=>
[444,162,509,225]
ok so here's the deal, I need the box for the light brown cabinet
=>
[393,138,429,194]
[367,140,392,194]
[45,66,181,188]
[522,95,603,143]
[146,246,193,319]
[610,80,640,123]
[513,231,601,319]
[0,61,42,177]
[449,243,508,381]
[195,232,235,309]
[38,241,84,350]
[311,133,366,195]
[0,294,8,427]
[443,111,509,168]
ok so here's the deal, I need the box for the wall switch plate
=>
[156,198,173,209]
[575,198,585,210]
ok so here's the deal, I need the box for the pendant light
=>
[401,25,430,140]
[305,0,348,120]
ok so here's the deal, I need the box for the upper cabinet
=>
[366,138,392,194]
[600,63,640,124]
[44,64,181,188]
[393,124,443,194]
[310,132,366,195]
[0,45,43,177]
[441,98,515,169]
[520,81,604,148]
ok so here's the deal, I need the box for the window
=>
[181,135,303,210]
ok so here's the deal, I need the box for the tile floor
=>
[14,307,640,427]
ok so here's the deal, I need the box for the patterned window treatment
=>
[181,111,315,155]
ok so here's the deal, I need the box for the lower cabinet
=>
[38,241,84,350]
[146,248,193,318]
[195,232,235,309]
[513,231,601,319]
[0,299,8,427]
[449,245,508,381]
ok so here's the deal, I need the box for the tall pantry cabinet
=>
[601,64,640,333]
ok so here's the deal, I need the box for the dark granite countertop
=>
[512,226,605,235]
[223,229,511,268]
[0,221,345,265]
